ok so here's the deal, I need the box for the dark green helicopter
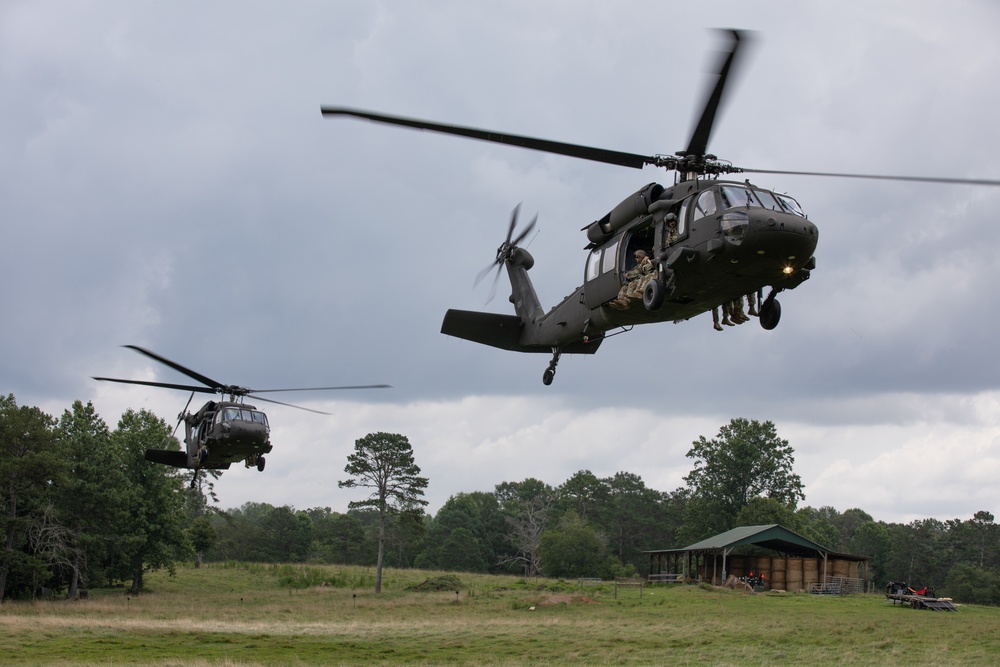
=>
[94,345,388,478]
[322,31,1000,385]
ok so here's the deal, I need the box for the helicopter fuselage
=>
[145,400,272,471]
[442,178,818,365]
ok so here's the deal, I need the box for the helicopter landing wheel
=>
[759,298,781,330]
[643,278,665,311]
[257,456,266,472]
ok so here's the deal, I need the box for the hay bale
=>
[785,557,803,586]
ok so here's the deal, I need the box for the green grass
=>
[2,563,999,666]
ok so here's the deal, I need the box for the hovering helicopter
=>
[321,30,1000,385]
[93,345,389,478]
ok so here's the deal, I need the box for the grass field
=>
[2,562,999,666]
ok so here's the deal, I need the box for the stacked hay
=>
[756,556,772,581]
[770,557,786,590]
[803,558,820,588]
[832,559,850,579]
[785,557,803,591]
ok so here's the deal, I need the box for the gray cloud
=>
[3,0,999,523]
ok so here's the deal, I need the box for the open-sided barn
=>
[644,524,870,593]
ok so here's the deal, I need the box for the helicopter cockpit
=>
[217,407,270,428]
[717,184,807,218]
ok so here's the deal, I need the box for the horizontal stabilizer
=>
[441,309,603,355]
[144,448,190,468]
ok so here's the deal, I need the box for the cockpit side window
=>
[692,189,717,221]
[775,193,806,217]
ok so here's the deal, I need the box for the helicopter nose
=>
[753,214,818,259]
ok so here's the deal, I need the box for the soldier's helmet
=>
[634,250,647,259]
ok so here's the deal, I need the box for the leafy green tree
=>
[113,408,191,593]
[187,516,215,567]
[416,493,498,572]
[795,507,841,550]
[0,395,60,600]
[884,519,950,588]
[601,472,665,572]
[833,508,874,551]
[306,508,366,564]
[849,520,892,586]
[944,563,1000,605]
[539,512,609,578]
[338,432,428,593]
[555,470,610,523]
[950,511,997,569]
[495,479,554,577]
[682,418,804,540]
[53,400,126,598]
[734,497,800,529]
[257,506,312,562]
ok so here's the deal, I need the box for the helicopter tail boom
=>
[441,309,603,354]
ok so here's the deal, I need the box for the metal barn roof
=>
[645,523,865,561]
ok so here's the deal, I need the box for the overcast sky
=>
[3,1,999,527]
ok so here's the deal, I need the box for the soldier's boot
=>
[748,294,759,317]
[713,308,723,331]
[733,300,747,324]
[721,305,734,326]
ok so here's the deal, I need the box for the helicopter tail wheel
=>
[759,298,781,330]
[257,456,266,472]
[543,347,562,385]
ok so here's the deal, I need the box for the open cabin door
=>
[583,221,658,310]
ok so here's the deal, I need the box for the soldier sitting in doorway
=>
[610,250,655,310]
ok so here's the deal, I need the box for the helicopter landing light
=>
[757,250,766,254]
[782,266,794,275]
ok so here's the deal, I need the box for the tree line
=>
[2,395,998,605]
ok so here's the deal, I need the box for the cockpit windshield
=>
[720,185,760,210]
[221,407,269,427]
[720,185,807,218]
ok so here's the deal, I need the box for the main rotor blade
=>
[92,376,217,393]
[322,107,654,170]
[246,394,333,415]
[123,345,224,390]
[685,29,748,159]
[249,384,391,393]
[741,167,1000,187]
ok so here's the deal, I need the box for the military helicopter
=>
[321,30,1000,385]
[93,345,389,477]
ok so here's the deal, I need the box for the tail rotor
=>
[473,204,537,303]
